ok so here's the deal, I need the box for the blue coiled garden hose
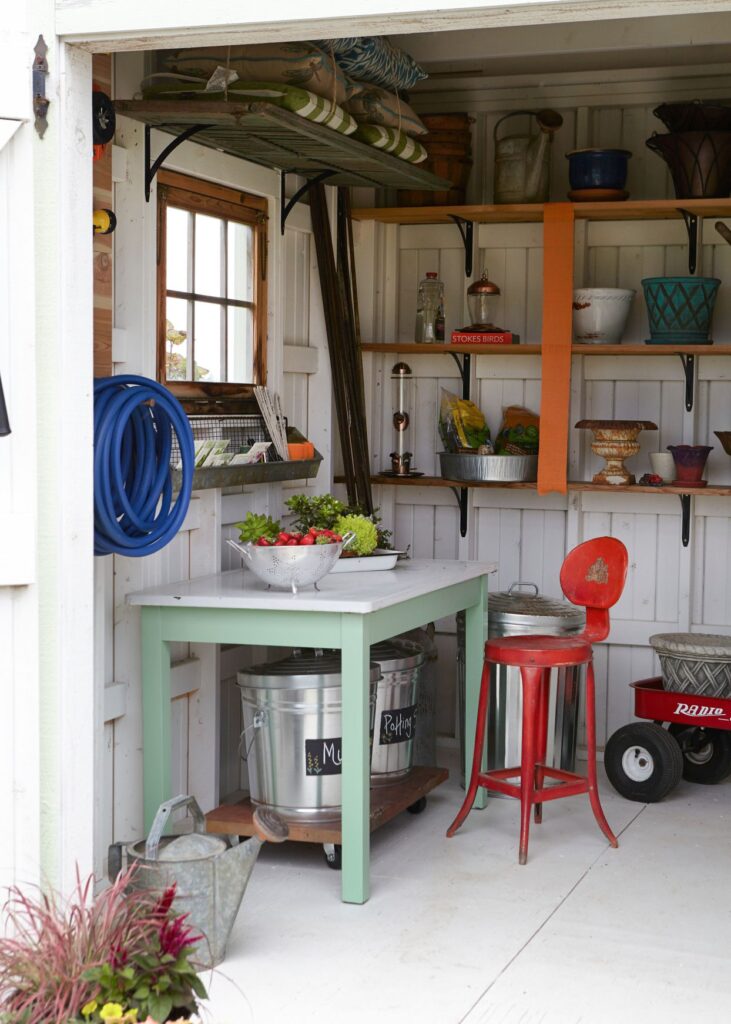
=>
[94,375,194,556]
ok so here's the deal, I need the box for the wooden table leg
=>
[140,607,172,833]
[339,614,371,904]
[464,575,488,810]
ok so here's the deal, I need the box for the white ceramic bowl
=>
[573,288,635,344]
[227,534,353,594]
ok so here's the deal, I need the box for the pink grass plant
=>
[0,865,205,1024]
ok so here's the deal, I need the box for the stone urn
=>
[576,419,659,485]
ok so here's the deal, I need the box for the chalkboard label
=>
[380,705,417,745]
[305,737,342,776]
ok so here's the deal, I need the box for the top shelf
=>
[361,343,731,356]
[350,197,731,225]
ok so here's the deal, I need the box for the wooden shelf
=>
[361,342,731,356]
[115,99,451,192]
[364,475,731,496]
[351,197,731,224]
[205,765,449,844]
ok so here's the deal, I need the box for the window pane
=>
[166,207,190,293]
[193,301,223,382]
[227,221,254,302]
[227,306,254,383]
[164,296,190,381]
[194,213,223,298]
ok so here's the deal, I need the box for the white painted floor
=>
[201,755,731,1024]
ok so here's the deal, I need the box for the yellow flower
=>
[100,1004,125,1022]
[81,1001,98,1019]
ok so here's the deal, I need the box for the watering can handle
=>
[493,110,541,143]
[145,794,206,861]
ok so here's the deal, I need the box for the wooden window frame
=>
[156,170,268,401]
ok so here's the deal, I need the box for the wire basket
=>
[650,633,731,698]
[170,414,283,468]
[645,130,731,199]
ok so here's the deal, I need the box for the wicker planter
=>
[642,276,720,345]
[650,633,731,698]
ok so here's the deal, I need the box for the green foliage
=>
[234,512,281,543]
[334,514,379,556]
[284,493,347,532]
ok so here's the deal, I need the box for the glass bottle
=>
[415,271,445,343]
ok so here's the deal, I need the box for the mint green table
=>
[128,558,494,904]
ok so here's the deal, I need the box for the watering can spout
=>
[525,109,563,200]
[216,807,289,939]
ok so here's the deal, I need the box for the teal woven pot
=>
[642,276,720,344]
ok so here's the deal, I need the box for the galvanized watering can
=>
[493,109,563,203]
[120,795,287,967]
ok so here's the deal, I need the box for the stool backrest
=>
[559,537,628,643]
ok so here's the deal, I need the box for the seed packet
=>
[494,405,539,454]
[438,389,491,451]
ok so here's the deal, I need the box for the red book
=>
[451,330,517,345]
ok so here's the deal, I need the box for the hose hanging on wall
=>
[94,375,194,556]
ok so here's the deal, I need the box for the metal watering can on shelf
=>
[493,109,563,204]
[111,795,288,967]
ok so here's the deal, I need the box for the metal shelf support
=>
[449,351,471,401]
[449,486,469,538]
[448,215,474,277]
[678,209,700,274]
[678,353,696,412]
[145,123,208,201]
[679,493,691,548]
[280,170,336,234]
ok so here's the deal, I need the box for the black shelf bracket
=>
[678,209,699,274]
[448,215,474,277]
[449,486,469,537]
[280,170,336,234]
[679,353,696,411]
[145,123,208,202]
[679,493,691,548]
[449,351,471,401]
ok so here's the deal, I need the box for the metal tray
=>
[438,451,537,482]
[330,550,400,573]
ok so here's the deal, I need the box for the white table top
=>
[127,558,496,614]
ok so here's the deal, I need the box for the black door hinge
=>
[33,35,49,138]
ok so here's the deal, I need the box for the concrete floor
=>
[201,755,731,1024]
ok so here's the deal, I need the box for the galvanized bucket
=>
[124,795,287,967]
[237,649,380,821]
[370,639,426,783]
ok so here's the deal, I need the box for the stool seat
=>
[487,634,592,668]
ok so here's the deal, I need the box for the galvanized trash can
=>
[237,649,379,821]
[458,582,585,787]
[395,625,439,766]
[370,639,426,783]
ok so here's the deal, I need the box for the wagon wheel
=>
[668,724,731,784]
[604,722,683,802]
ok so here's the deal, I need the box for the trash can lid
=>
[489,582,585,631]
[371,638,426,672]
[237,648,381,688]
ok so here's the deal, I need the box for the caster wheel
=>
[407,796,427,815]
[323,843,341,870]
[92,90,116,145]
[668,725,731,784]
[605,722,683,802]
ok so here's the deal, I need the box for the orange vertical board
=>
[93,54,113,378]
[537,204,574,495]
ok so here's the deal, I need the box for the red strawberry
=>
[256,537,272,546]
[277,532,291,543]
[286,539,299,546]
[299,535,315,545]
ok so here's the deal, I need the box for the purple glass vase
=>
[667,444,713,486]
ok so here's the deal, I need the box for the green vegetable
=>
[234,512,281,544]
[333,514,379,556]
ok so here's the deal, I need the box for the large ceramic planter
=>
[573,288,635,343]
[668,444,713,487]
[642,276,720,345]
[576,419,658,485]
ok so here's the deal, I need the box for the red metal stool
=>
[448,536,628,864]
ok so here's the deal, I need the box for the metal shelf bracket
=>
[449,486,469,538]
[448,215,474,277]
[280,170,336,234]
[145,123,207,201]
[449,351,471,401]
[679,493,691,548]
[678,353,696,411]
[678,209,700,274]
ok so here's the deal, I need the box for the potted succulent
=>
[0,867,207,1024]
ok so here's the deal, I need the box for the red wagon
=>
[604,677,731,801]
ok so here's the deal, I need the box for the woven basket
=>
[649,632,731,698]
